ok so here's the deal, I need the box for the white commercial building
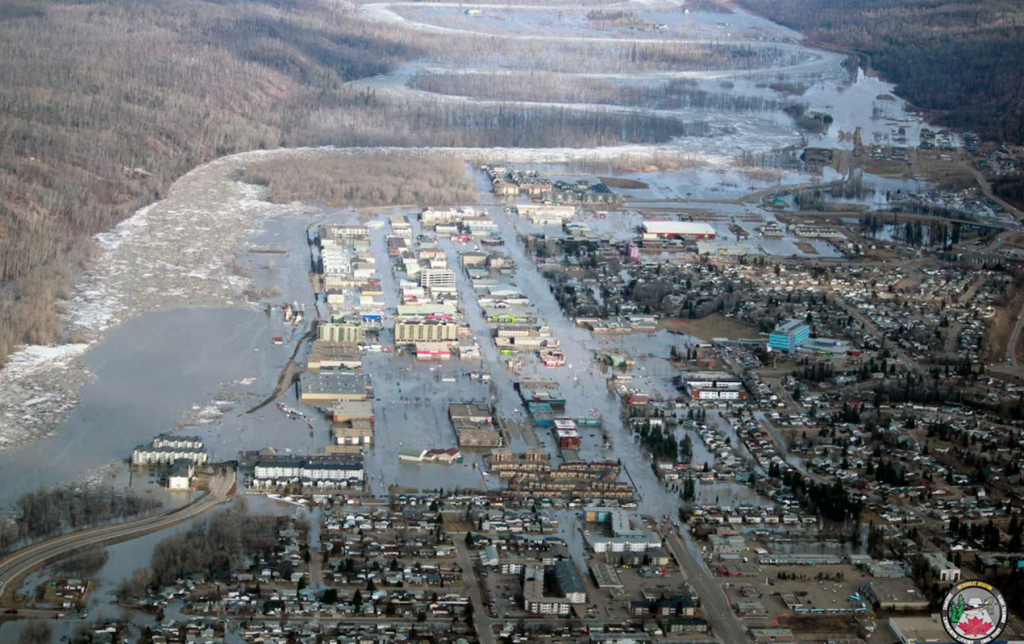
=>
[253,456,365,485]
[132,435,208,465]
[641,221,716,239]
[420,269,457,290]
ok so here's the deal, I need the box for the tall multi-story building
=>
[318,322,364,344]
[420,268,456,290]
[523,565,570,615]
[395,320,459,343]
[768,319,810,352]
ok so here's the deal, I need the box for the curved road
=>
[0,471,235,605]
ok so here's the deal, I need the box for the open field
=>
[983,283,1024,364]
[660,313,763,341]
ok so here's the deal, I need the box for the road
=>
[660,520,748,644]
[833,299,925,376]
[0,470,236,605]
[1007,297,1024,367]
[454,539,497,644]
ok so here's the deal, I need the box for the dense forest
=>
[245,154,478,208]
[0,485,162,552]
[736,0,1024,142]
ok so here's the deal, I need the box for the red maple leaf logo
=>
[958,616,994,637]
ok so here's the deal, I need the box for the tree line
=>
[736,0,1024,143]
[121,510,284,597]
[246,154,477,208]
[0,485,162,553]
[410,73,790,113]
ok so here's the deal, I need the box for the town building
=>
[307,341,363,370]
[318,321,364,344]
[515,204,576,225]
[332,421,374,448]
[665,618,709,634]
[522,565,570,615]
[167,459,195,490]
[709,535,747,555]
[420,268,457,290]
[300,371,372,402]
[553,560,587,604]
[461,216,499,237]
[251,454,365,487]
[584,507,663,553]
[589,563,623,589]
[758,554,841,565]
[450,403,501,447]
[399,448,463,464]
[769,319,811,353]
[681,371,747,400]
[415,342,452,361]
[920,552,960,582]
[395,320,459,344]
[449,403,493,425]
[859,578,929,611]
[420,207,471,228]
[132,435,209,466]
[889,616,948,644]
[641,221,716,240]
[331,401,375,447]
[750,628,795,643]
[321,224,369,240]
[630,595,696,617]
[555,419,581,450]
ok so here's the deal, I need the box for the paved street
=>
[660,519,748,644]
[0,470,235,605]
[454,539,497,644]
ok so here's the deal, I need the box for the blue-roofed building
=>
[769,319,810,353]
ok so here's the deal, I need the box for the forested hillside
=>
[0,0,424,365]
[0,0,729,366]
[736,0,1024,142]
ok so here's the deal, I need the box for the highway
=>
[0,470,235,605]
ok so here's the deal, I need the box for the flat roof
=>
[642,221,716,235]
[772,318,809,334]
[683,371,743,381]
[255,454,364,468]
[449,403,492,418]
[396,304,458,316]
[300,371,371,395]
[309,341,362,362]
[589,562,623,588]
[331,401,375,417]
[889,616,947,643]
[867,577,927,602]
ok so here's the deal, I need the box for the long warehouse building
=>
[642,221,716,240]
